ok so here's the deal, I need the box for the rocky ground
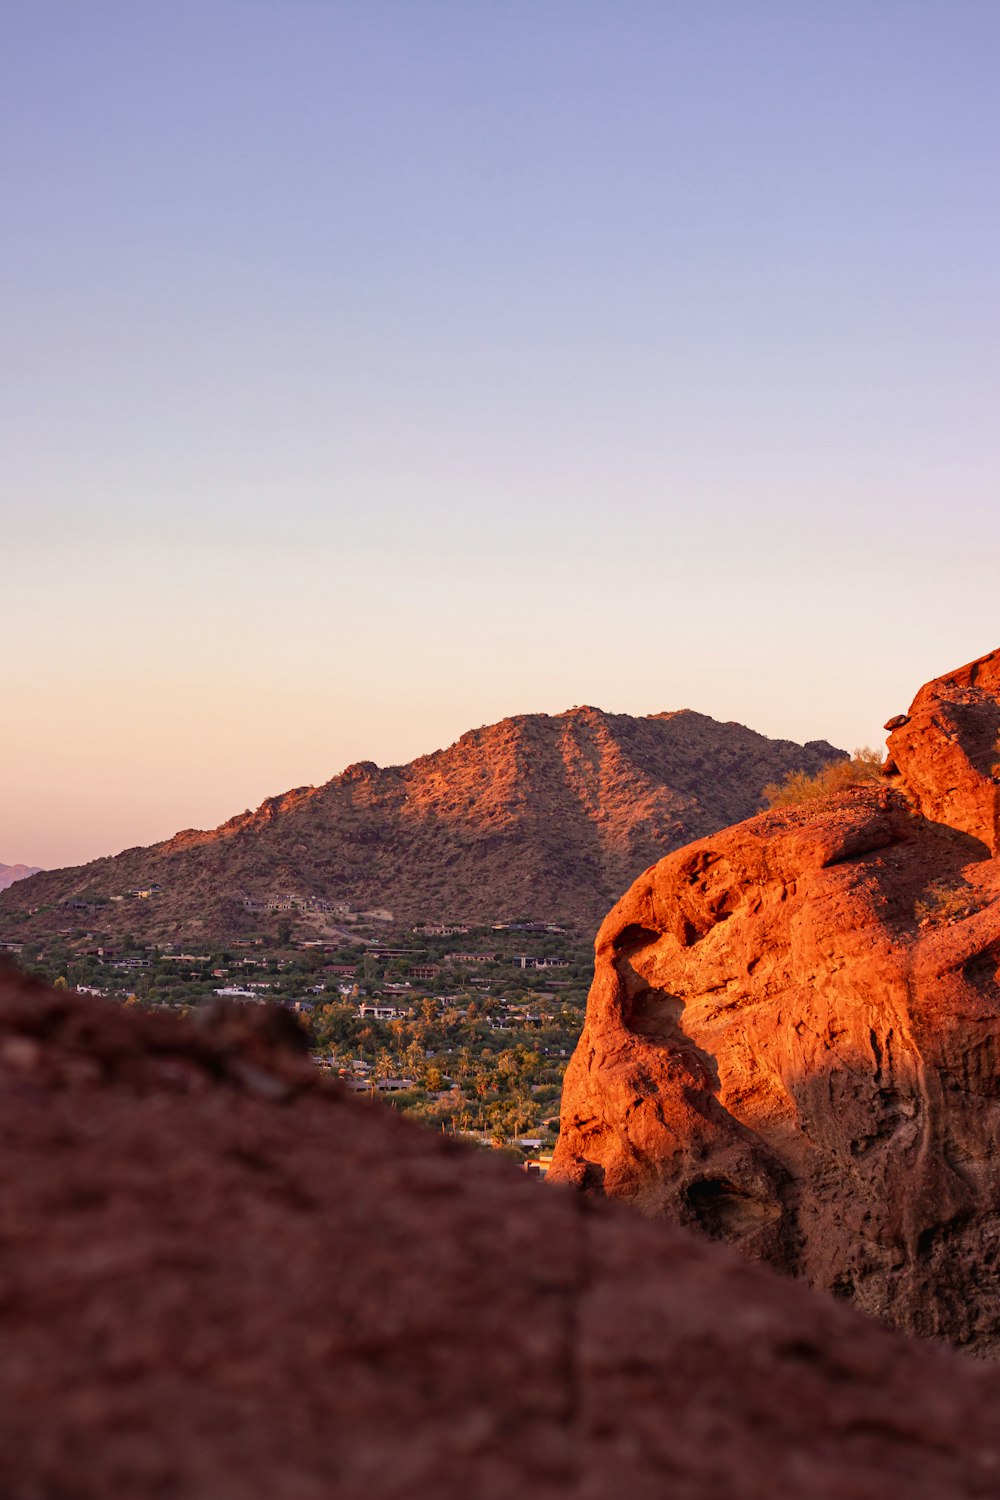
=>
[551,648,1000,1354]
[2,965,1000,1497]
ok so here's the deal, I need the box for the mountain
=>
[551,648,1000,1354]
[1,968,998,1497]
[0,864,42,892]
[0,707,844,938]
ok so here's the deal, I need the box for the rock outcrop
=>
[3,967,1000,1497]
[883,649,1000,853]
[550,649,1000,1355]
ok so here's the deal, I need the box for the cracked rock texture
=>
[551,649,1000,1356]
[3,972,1000,1496]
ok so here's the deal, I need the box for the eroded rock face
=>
[551,649,1000,1355]
[885,647,1000,853]
[2,970,1000,1498]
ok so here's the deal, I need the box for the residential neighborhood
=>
[2,900,594,1160]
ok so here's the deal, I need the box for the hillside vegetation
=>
[0,707,845,939]
[762,747,884,807]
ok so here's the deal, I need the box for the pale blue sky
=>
[3,2,999,866]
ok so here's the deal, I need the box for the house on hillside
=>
[357,1001,405,1021]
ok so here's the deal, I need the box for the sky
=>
[3,1,999,868]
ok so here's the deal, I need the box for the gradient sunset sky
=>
[4,1,999,868]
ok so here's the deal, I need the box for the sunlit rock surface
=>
[551,649,1000,1355]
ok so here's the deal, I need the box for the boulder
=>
[885,647,1000,853]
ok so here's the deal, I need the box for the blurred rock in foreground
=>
[1,969,1000,1498]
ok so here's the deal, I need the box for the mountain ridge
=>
[0,864,43,892]
[0,705,844,937]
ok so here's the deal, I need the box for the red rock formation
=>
[2,968,1000,1497]
[551,649,1000,1355]
[884,646,1000,853]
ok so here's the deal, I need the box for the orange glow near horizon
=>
[4,5,998,869]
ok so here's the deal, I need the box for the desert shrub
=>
[915,881,974,926]
[762,747,884,809]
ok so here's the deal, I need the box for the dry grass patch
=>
[762,748,884,809]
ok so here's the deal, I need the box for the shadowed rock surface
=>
[551,649,1000,1355]
[3,970,1000,1497]
[0,707,843,936]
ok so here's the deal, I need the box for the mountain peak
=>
[0,707,845,939]
[0,863,43,892]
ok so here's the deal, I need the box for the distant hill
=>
[0,864,42,893]
[0,708,844,938]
